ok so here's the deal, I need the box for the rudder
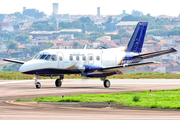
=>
[125,22,148,53]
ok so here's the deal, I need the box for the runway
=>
[0,79,180,120]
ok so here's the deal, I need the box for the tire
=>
[36,82,41,89]
[104,80,110,88]
[55,79,62,87]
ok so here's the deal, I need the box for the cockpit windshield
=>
[33,54,57,61]
[45,55,51,60]
[40,55,47,59]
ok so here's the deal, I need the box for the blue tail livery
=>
[126,22,148,53]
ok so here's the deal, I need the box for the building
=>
[59,29,82,39]
[53,3,59,15]
[19,22,32,31]
[97,7,100,17]
[0,44,7,52]
[115,21,138,29]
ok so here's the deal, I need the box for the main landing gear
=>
[34,75,64,89]
[101,77,111,88]
[55,75,64,87]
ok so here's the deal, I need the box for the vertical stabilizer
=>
[125,22,148,53]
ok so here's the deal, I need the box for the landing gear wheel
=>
[104,80,110,88]
[55,79,62,87]
[36,82,41,89]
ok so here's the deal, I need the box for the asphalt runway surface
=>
[1,79,180,120]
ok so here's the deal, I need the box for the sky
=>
[0,0,180,17]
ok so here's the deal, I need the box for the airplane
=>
[3,21,177,89]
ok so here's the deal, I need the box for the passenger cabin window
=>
[82,56,86,61]
[96,56,100,60]
[45,55,51,60]
[76,56,79,61]
[59,56,63,61]
[69,55,73,61]
[89,56,93,60]
[51,55,57,61]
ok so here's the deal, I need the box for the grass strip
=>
[0,72,180,80]
[17,89,180,109]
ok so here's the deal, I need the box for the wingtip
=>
[170,48,177,52]
[153,61,160,64]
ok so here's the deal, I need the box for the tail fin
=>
[125,22,148,53]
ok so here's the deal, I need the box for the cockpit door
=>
[58,52,64,68]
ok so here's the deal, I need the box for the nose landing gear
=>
[34,75,41,89]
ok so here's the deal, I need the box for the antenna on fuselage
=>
[84,45,87,49]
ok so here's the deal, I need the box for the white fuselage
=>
[19,47,139,75]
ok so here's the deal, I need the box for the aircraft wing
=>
[102,61,159,72]
[3,58,25,64]
[133,48,177,59]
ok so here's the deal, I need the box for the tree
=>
[121,33,132,38]
[79,17,91,23]
[23,9,46,19]
[105,17,113,24]
[15,34,30,44]
[131,10,143,17]
[31,21,55,31]
[7,41,18,50]
[58,17,98,31]
[39,42,53,50]
[147,29,167,36]
[82,24,86,33]
[121,15,139,21]
[29,46,41,55]
[73,42,79,48]
[0,14,4,22]
[88,31,105,42]
[48,16,57,23]
[167,27,180,36]
[2,64,21,71]
[0,14,4,21]
[74,32,87,40]
[155,19,170,26]
[139,15,156,29]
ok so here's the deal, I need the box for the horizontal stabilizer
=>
[134,48,177,59]
[102,61,160,72]
[3,58,25,64]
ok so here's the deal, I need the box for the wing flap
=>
[102,62,159,72]
[134,48,177,59]
[3,58,25,64]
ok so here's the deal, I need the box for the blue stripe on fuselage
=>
[22,68,80,75]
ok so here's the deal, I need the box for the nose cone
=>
[19,64,26,73]
[19,59,44,73]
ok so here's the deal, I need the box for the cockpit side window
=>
[51,55,57,61]
[36,54,43,59]
[45,55,51,60]
[40,54,47,59]
[34,54,39,59]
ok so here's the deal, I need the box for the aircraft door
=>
[101,50,116,66]
[58,52,64,68]
[88,53,94,65]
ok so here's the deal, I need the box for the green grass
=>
[18,89,180,109]
[0,72,180,80]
